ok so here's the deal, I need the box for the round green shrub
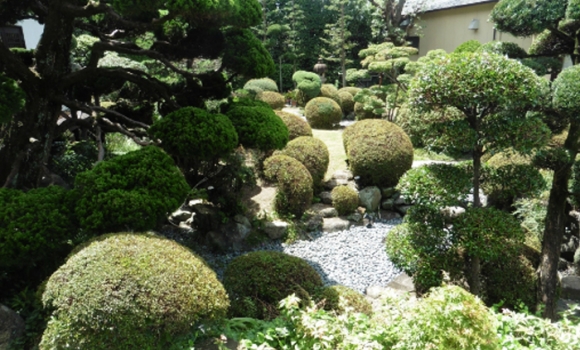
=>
[338,87,361,97]
[344,119,414,187]
[319,84,341,105]
[338,91,355,115]
[274,110,313,140]
[486,150,531,167]
[304,97,342,129]
[148,107,238,161]
[257,91,285,110]
[226,106,289,151]
[292,71,322,104]
[244,77,279,92]
[482,163,546,210]
[277,136,329,190]
[74,146,189,234]
[553,64,580,121]
[478,41,527,58]
[225,97,271,110]
[454,39,482,53]
[263,154,313,217]
[354,101,379,120]
[317,285,372,315]
[331,185,359,216]
[40,233,229,350]
[224,251,323,319]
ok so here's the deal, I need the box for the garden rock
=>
[379,210,401,221]
[347,212,363,223]
[394,196,407,206]
[381,187,397,198]
[233,214,252,228]
[366,285,390,299]
[333,169,354,181]
[561,236,579,262]
[319,207,338,218]
[323,178,350,190]
[359,186,381,211]
[319,191,333,204]
[397,205,412,215]
[381,198,395,211]
[263,221,289,240]
[0,304,24,350]
[323,217,351,233]
[191,204,220,232]
[305,214,323,232]
[170,209,193,223]
[561,275,580,300]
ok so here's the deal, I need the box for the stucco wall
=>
[414,2,532,56]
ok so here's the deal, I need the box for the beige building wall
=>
[415,2,532,57]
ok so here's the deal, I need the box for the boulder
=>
[305,215,323,232]
[561,275,580,300]
[323,178,350,190]
[381,198,395,211]
[0,304,25,350]
[397,205,412,215]
[170,209,193,223]
[358,186,381,212]
[378,210,401,221]
[233,214,252,228]
[319,207,338,218]
[381,187,397,198]
[263,221,289,240]
[319,191,333,205]
[191,204,221,232]
[323,217,351,233]
[347,212,363,223]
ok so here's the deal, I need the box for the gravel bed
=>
[185,218,403,294]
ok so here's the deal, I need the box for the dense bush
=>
[75,146,189,234]
[0,187,77,298]
[478,41,527,58]
[50,139,99,184]
[257,91,285,110]
[319,84,341,105]
[226,106,289,151]
[0,73,26,123]
[274,110,313,140]
[304,97,342,129]
[263,154,313,217]
[243,77,279,93]
[276,136,329,190]
[317,285,372,315]
[40,233,229,350]
[337,86,361,97]
[148,107,238,162]
[224,251,323,319]
[344,119,414,187]
[353,101,380,120]
[553,64,580,122]
[331,185,359,216]
[482,163,546,209]
[292,71,322,105]
[486,150,532,167]
[338,91,355,115]
[454,39,482,53]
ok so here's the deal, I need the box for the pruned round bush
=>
[478,41,527,58]
[75,146,189,234]
[344,119,414,187]
[319,84,341,105]
[276,136,329,190]
[338,91,355,115]
[224,251,323,319]
[338,86,361,97]
[244,77,279,93]
[304,97,342,129]
[293,71,322,105]
[486,150,531,167]
[331,185,359,215]
[454,39,482,53]
[274,110,313,140]
[263,154,313,216]
[257,91,285,110]
[225,97,271,110]
[40,233,229,350]
[226,106,289,151]
[553,64,580,122]
[148,107,238,161]
[317,285,372,315]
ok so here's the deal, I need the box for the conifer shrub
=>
[243,77,279,93]
[257,91,285,110]
[454,39,482,53]
[319,84,341,105]
[276,136,329,190]
[338,86,361,97]
[226,106,289,151]
[40,233,229,350]
[354,100,381,120]
[292,71,322,105]
[74,146,189,234]
[317,285,372,315]
[304,97,342,129]
[224,251,323,319]
[344,119,414,187]
[331,185,359,216]
[338,91,355,115]
[263,154,313,217]
[478,41,527,58]
[275,110,313,140]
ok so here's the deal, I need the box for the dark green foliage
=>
[292,71,322,102]
[50,139,99,184]
[10,48,34,67]
[344,119,414,187]
[570,160,580,207]
[74,146,189,234]
[304,97,342,129]
[275,110,313,140]
[0,73,26,123]
[257,91,285,110]
[454,39,481,53]
[478,41,527,58]
[338,91,355,115]
[224,251,323,320]
[491,0,567,37]
[528,29,573,56]
[263,154,313,217]
[223,28,275,78]
[331,185,359,216]
[226,106,289,151]
[41,233,229,350]
[521,56,563,77]
[317,285,372,315]
[148,107,238,161]
[553,64,580,121]
[276,136,329,190]
[0,187,78,299]
[244,77,279,92]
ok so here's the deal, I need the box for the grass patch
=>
[312,129,348,180]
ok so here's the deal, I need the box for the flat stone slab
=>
[387,273,414,293]
[322,217,351,233]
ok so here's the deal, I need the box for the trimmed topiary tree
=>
[344,119,413,187]
[331,185,359,216]
[74,146,189,234]
[317,285,372,315]
[257,91,285,110]
[338,91,355,115]
[304,97,342,129]
[226,106,289,151]
[319,84,341,105]
[338,86,361,97]
[244,77,279,93]
[275,110,313,140]
[292,71,322,105]
[454,39,482,53]
[276,136,329,191]
[224,251,323,319]
[40,233,229,350]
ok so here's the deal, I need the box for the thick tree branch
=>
[98,117,154,146]
[0,42,39,87]
[60,0,109,17]
[55,97,150,129]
